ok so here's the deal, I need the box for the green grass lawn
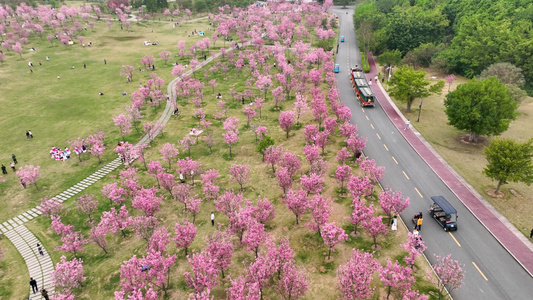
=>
[0,14,440,300]
[0,17,214,220]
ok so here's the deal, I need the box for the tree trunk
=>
[495,180,503,193]
[406,100,412,112]
[469,132,479,143]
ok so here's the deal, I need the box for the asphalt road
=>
[333,6,533,300]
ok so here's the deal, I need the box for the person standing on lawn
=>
[1,164,6,174]
[211,212,215,227]
[12,154,17,164]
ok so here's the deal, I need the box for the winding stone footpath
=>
[0,43,229,298]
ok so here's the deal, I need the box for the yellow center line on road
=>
[402,171,409,180]
[376,133,381,140]
[414,187,423,198]
[392,156,398,164]
[449,232,461,247]
[383,144,389,151]
[370,124,374,129]
[472,262,488,281]
[365,115,369,120]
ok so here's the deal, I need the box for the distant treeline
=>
[353,0,533,90]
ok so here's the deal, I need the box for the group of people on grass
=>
[50,146,72,161]
[1,154,17,175]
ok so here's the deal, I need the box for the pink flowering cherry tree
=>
[401,232,427,269]
[362,216,388,249]
[159,143,179,169]
[379,259,416,299]
[349,198,374,235]
[279,110,296,138]
[184,252,219,294]
[307,194,332,236]
[229,164,251,191]
[76,194,98,223]
[428,254,465,299]
[113,114,132,142]
[321,222,348,259]
[174,221,197,256]
[283,189,308,224]
[378,188,410,220]
[337,249,380,300]
[16,165,41,190]
[51,256,86,291]
[335,165,352,194]
[205,228,234,278]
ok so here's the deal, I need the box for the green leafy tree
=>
[483,138,533,192]
[480,62,527,102]
[444,77,518,143]
[441,16,514,78]
[257,135,274,162]
[384,6,448,55]
[377,49,402,71]
[389,65,444,111]
[480,63,526,88]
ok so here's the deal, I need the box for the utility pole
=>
[417,99,424,122]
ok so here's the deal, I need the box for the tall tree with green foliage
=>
[483,138,533,192]
[384,6,448,55]
[378,50,401,76]
[444,77,518,143]
[389,65,444,111]
[479,63,527,102]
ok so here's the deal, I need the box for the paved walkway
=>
[366,53,533,275]
[0,41,238,299]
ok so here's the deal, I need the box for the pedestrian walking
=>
[57,75,60,80]
[404,119,410,130]
[416,215,423,231]
[413,228,419,236]
[26,130,30,140]
[1,164,7,174]
[12,154,17,164]
[28,130,33,139]
[391,216,398,231]
[21,179,27,189]
[41,289,50,300]
[46,56,49,61]
[37,243,44,256]
[530,228,533,239]
[83,63,86,69]
[211,212,215,227]
[104,59,107,64]
[29,277,38,293]
[10,162,15,172]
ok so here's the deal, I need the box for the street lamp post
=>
[417,99,424,122]
[386,66,391,91]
